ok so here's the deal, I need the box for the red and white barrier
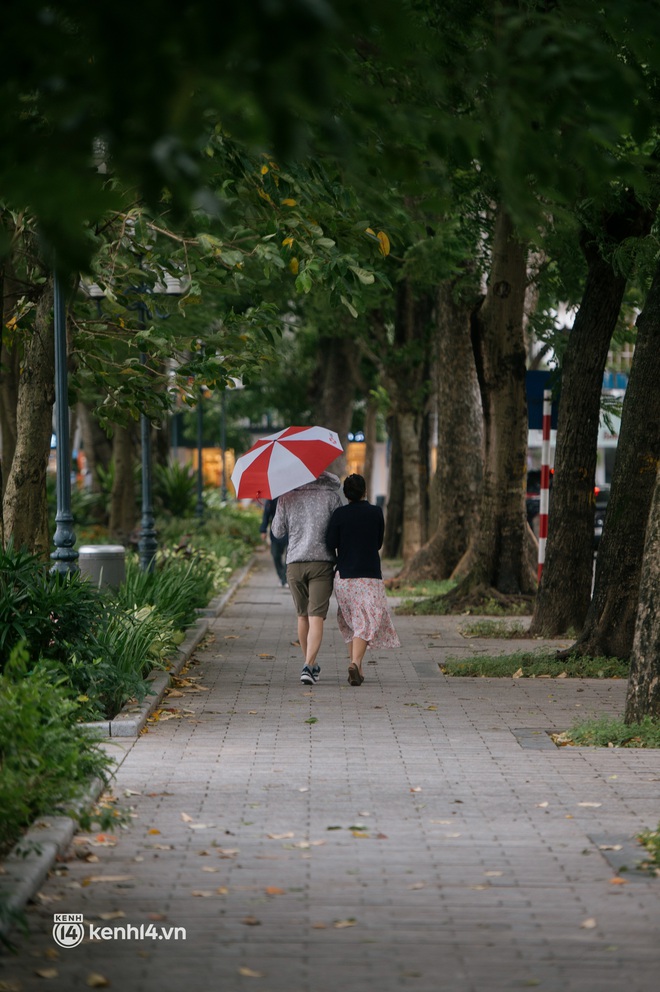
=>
[537,389,552,582]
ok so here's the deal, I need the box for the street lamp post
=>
[50,272,79,575]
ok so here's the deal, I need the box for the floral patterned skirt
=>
[333,575,401,648]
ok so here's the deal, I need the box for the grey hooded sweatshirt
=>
[271,472,342,564]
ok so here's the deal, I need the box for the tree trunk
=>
[625,464,660,722]
[396,279,483,583]
[383,280,433,561]
[362,394,377,502]
[383,414,403,558]
[311,333,357,478]
[2,281,55,556]
[468,208,532,595]
[0,263,21,504]
[109,425,137,544]
[530,197,653,636]
[567,263,660,659]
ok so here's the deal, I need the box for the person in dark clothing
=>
[326,474,400,686]
[259,498,288,586]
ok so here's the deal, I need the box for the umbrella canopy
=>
[230,426,343,500]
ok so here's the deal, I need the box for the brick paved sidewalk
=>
[2,550,659,992]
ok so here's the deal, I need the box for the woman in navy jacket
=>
[326,474,400,686]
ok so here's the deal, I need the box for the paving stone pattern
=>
[2,552,660,992]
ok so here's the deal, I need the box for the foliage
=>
[115,553,215,632]
[559,714,660,749]
[0,544,107,673]
[440,651,628,679]
[154,462,198,518]
[0,644,114,859]
[638,823,660,873]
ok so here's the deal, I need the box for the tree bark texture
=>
[109,425,137,544]
[2,281,55,556]
[396,280,483,583]
[0,263,21,502]
[625,465,660,722]
[569,263,660,659]
[383,414,403,559]
[530,199,653,635]
[310,333,357,479]
[470,208,532,594]
[383,280,433,561]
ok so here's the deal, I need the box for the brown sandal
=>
[347,663,362,686]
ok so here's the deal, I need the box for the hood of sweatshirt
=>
[293,471,341,494]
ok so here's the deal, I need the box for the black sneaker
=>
[300,665,315,685]
[311,665,321,683]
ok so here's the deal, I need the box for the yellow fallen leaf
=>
[484,871,503,877]
[333,919,356,928]
[238,967,264,978]
[97,911,126,921]
[512,668,524,679]
[86,976,110,989]
[609,877,627,885]
[267,832,294,840]
[577,802,602,808]
[202,866,219,873]
[148,828,161,835]
[216,887,229,895]
[191,890,214,898]
[580,918,597,929]
[35,968,59,979]
[83,875,133,884]
[265,886,285,895]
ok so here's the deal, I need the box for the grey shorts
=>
[286,561,335,618]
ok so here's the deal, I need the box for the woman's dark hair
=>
[343,473,366,502]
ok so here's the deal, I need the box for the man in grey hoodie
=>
[271,471,343,685]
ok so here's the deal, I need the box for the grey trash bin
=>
[78,545,126,589]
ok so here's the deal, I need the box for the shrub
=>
[154,462,198,518]
[0,544,106,673]
[0,645,113,858]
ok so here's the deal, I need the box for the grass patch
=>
[440,650,628,679]
[459,619,533,638]
[396,590,531,616]
[388,578,456,602]
[555,714,660,749]
[638,823,660,874]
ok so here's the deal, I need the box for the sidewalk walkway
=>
[2,551,659,992]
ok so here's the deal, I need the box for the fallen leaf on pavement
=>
[202,866,219,873]
[333,919,356,928]
[34,968,58,979]
[577,802,602,808]
[599,844,622,851]
[580,918,597,929]
[83,875,133,884]
[191,890,214,898]
[512,668,523,678]
[181,812,194,822]
[265,886,286,895]
[148,829,161,835]
[86,976,110,989]
[238,967,263,978]
[97,911,126,921]
[267,832,294,840]
[242,916,261,926]
[609,877,627,885]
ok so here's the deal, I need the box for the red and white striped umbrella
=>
[230,426,343,500]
